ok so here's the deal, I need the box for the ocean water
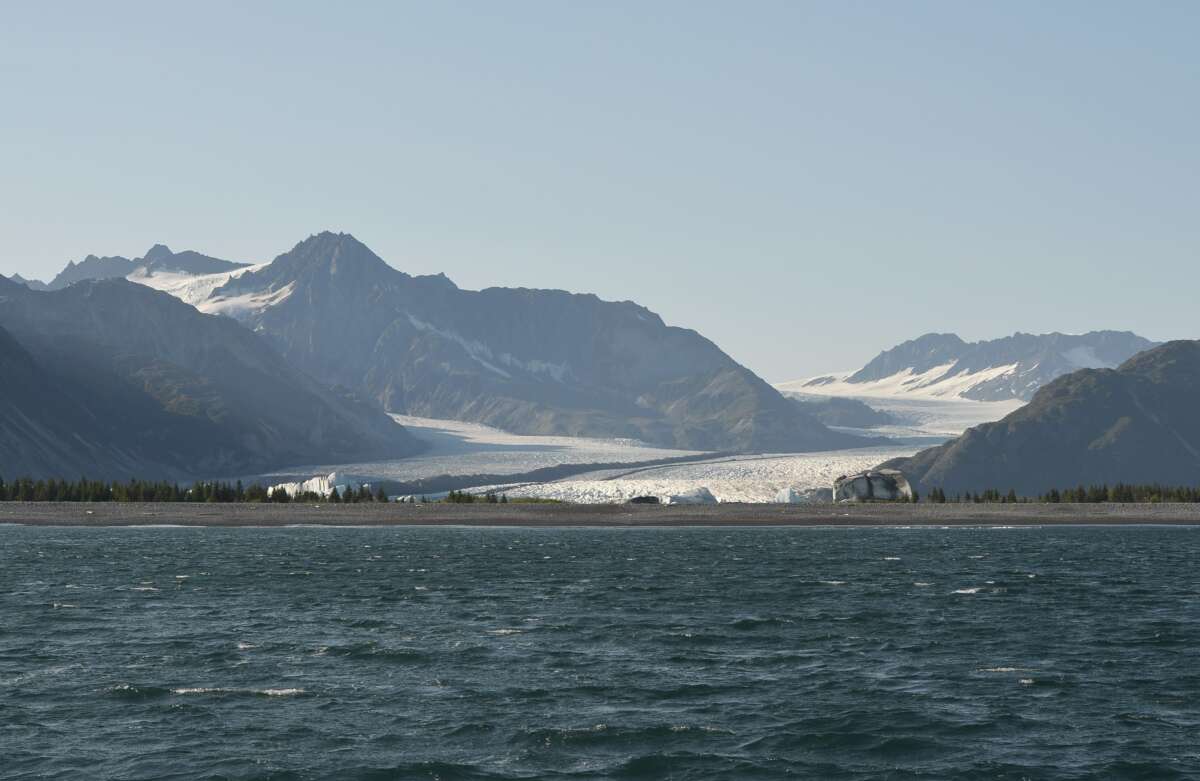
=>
[2,525,1199,780]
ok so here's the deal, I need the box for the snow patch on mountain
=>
[406,315,574,382]
[202,281,295,318]
[407,315,513,378]
[786,331,1156,404]
[128,264,267,307]
[781,362,1020,401]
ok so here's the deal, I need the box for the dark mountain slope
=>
[883,341,1200,495]
[204,232,867,452]
[0,278,422,480]
[789,395,897,428]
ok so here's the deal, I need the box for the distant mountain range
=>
[883,340,1200,495]
[787,331,1157,402]
[4,232,870,463]
[9,244,248,291]
[0,274,422,481]
[175,232,866,452]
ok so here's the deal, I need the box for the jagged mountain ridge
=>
[795,330,1157,402]
[168,232,870,452]
[7,274,49,291]
[13,245,249,291]
[882,340,1200,495]
[0,275,422,480]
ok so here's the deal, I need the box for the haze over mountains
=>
[884,340,1200,495]
[10,230,1191,495]
[18,245,250,291]
[790,331,1156,403]
[0,274,421,480]
[3,232,872,484]
[126,232,868,453]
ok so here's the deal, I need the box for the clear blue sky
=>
[3,1,1196,380]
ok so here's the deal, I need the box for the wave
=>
[512,722,732,749]
[107,683,305,699]
[730,616,792,630]
[171,687,306,697]
[977,667,1033,673]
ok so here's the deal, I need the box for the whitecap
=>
[978,667,1032,673]
[487,628,523,636]
[883,557,901,561]
[819,580,846,586]
[171,686,304,697]
[913,582,932,587]
[953,587,982,594]
[1019,678,1034,685]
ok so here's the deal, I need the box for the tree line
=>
[0,476,388,503]
[922,484,1200,504]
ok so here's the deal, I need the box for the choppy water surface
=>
[3,525,1199,780]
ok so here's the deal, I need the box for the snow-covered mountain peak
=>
[783,330,1157,403]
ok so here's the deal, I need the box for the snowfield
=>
[818,394,1021,440]
[777,377,1022,441]
[777,364,1025,402]
[477,446,916,504]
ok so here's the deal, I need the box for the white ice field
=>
[480,446,916,504]
[256,415,701,487]
[261,393,1019,503]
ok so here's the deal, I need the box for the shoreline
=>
[4,502,1200,527]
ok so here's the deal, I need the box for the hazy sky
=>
[2,2,1196,380]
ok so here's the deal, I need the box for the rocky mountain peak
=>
[142,244,174,264]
